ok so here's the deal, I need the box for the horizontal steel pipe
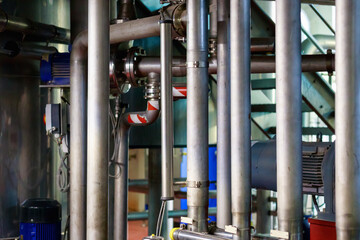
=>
[172,229,228,240]
[257,0,334,5]
[0,8,70,43]
[135,54,335,77]
[129,178,187,186]
[251,37,275,52]
[0,41,57,59]
[210,229,233,239]
[128,208,217,221]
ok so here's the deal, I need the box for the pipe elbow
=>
[123,100,160,127]
[71,30,88,62]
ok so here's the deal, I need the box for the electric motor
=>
[20,198,61,240]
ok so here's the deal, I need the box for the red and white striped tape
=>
[127,100,159,124]
[172,87,187,98]
[147,100,159,111]
[127,114,147,124]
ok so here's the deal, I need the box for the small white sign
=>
[180,217,193,225]
[270,230,289,239]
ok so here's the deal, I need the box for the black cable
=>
[312,195,320,214]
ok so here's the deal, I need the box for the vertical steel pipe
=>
[87,0,110,239]
[255,190,271,234]
[276,0,303,239]
[335,0,360,239]
[216,0,231,229]
[148,149,162,235]
[70,2,88,239]
[114,124,130,240]
[186,0,209,233]
[209,0,217,40]
[70,32,88,240]
[230,0,251,239]
[160,19,174,200]
[114,73,160,239]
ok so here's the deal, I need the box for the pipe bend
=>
[71,30,88,62]
[122,99,160,127]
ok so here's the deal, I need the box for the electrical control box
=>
[45,104,61,134]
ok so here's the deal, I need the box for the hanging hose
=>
[156,200,168,237]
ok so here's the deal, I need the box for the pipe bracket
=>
[186,180,209,188]
[326,49,334,76]
[186,61,209,68]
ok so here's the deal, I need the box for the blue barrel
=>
[20,198,61,240]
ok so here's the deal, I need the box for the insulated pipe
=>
[276,0,303,239]
[216,0,231,229]
[135,54,335,77]
[0,8,70,43]
[160,18,174,200]
[114,73,161,240]
[335,0,360,238]
[186,0,209,233]
[87,0,110,239]
[230,0,251,239]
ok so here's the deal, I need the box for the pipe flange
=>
[172,3,186,37]
[186,180,209,188]
[124,47,147,87]
[110,50,131,95]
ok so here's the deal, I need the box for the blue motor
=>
[20,198,61,240]
[40,53,70,85]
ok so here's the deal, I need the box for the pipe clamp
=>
[186,180,209,188]
[186,61,209,68]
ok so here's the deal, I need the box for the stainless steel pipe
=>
[276,0,303,239]
[160,19,174,200]
[70,30,88,240]
[209,0,217,40]
[172,229,228,240]
[216,0,231,229]
[335,0,360,239]
[0,8,70,43]
[114,123,130,240]
[230,0,251,239]
[128,208,217,221]
[87,0,110,239]
[114,73,161,240]
[70,12,175,240]
[186,0,209,233]
[135,54,335,77]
